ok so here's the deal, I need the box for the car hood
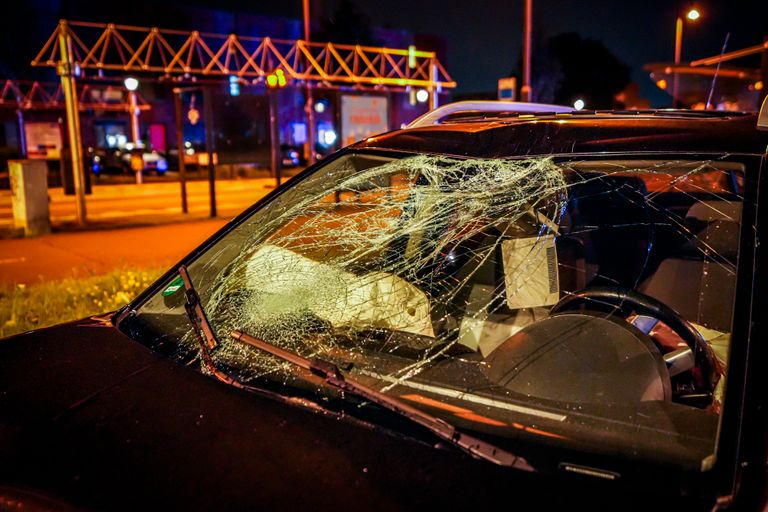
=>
[0,317,715,510]
[0,317,547,510]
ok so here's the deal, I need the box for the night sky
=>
[256,0,768,105]
[4,0,767,106]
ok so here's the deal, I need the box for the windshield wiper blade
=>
[230,329,534,471]
[179,265,243,388]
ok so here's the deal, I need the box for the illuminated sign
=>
[340,95,389,147]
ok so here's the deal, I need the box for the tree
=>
[520,33,631,109]
[314,0,375,46]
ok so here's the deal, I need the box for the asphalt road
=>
[0,177,290,285]
[0,219,229,285]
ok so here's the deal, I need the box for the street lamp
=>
[124,76,142,184]
[673,7,702,107]
[124,76,139,92]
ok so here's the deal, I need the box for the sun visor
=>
[503,236,560,309]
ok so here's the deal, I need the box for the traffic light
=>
[266,69,287,88]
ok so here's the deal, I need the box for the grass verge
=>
[0,267,163,338]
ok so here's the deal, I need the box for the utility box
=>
[9,160,51,236]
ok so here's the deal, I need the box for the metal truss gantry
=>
[32,20,455,90]
[29,20,456,225]
[691,40,768,67]
[0,79,151,111]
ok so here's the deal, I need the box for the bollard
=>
[9,160,51,236]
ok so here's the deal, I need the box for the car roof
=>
[355,111,768,157]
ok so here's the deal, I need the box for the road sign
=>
[498,77,517,100]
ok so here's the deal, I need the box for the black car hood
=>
[0,317,709,510]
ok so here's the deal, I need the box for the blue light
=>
[229,75,241,96]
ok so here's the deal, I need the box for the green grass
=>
[0,267,164,338]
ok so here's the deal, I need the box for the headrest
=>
[686,201,741,223]
[683,201,742,262]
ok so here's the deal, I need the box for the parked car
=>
[281,144,302,168]
[88,147,168,176]
[2,101,767,510]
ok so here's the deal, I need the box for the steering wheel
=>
[550,287,718,398]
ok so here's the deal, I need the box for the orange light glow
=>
[400,394,470,414]
[755,81,764,91]
[656,79,668,90]
[399,394,508,427]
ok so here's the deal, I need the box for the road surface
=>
[0,219,228,285]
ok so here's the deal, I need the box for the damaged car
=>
[1,101,767,510]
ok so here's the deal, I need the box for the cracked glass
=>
[126,151,748,472]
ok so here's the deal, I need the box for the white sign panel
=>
[341,95,389,147]
[24,122,62,160]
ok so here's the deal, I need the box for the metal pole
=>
[304,82,316,166]
[303,0,311,45]
[302,1,315,166]
[129,90,143,184]
[760,36,768,106]
[56,20,86,225]
[428,58,439,111]
[173,87,188,214]
[673,16,683,108]
[520,0,533,102]
[202,87,217,218]
[16,109,26,157]
[269,87,282,186]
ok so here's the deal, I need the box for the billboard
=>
[24,122,62,160]
[341,95,389,147]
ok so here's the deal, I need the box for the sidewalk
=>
[0,218,228,285]
[0,177,281,235]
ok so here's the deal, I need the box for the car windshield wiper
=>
[229,329,534,471]
[179,265,243,388]
[178,263,531,470]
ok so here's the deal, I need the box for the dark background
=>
[1,0,766,106]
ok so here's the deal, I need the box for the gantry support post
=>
[56,20,87,225]
[428,58,439,111]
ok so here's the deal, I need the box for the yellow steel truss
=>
[32,20,456,89]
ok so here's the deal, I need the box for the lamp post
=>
[673,8,701,108]
[520,0,533,102]
[124,76,143,184]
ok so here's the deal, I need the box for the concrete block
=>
[9,160,51,237]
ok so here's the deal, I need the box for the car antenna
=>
[705,32,730,110]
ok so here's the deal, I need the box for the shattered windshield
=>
[126,151,749,472]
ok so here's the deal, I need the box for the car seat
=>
[639,201,741,332]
